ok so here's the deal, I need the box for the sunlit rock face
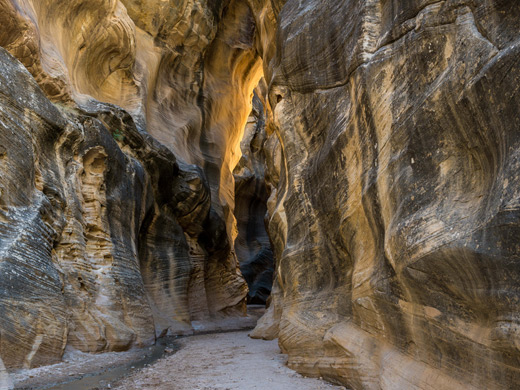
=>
[251,1,520,389]
[0,0,263,369]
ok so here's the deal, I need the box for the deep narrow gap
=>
[233,86,274,306]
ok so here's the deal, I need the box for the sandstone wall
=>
[0,0,264,368]
[251,1,520,389]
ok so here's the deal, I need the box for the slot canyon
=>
[0,0,520,389]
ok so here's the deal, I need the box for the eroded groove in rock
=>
[234,89,274,305]
[250,1,520,389]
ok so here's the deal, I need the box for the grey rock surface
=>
[251,1,520,389]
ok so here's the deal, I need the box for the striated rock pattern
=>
[0,0,267,368]
[251,1,520,390]
[0,45,249,368]
[1,0,520,389]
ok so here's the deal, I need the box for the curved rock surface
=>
[1,1,520,389]
[251,1,520,390]
[0,0,263,368]
[0,46,250,367]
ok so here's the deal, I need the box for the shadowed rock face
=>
[251,1,520,389]
[234,91,274,304]
[1,0,520,389]
[0,45,250,368]
[0,49,155,367]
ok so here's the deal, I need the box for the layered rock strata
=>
[0,0,265,369]
[251,1,520,390]
[0,46,249,367]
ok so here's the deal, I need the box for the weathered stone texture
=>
[0,47,241,367]
[0,0,265,368]
[251,1,520,389]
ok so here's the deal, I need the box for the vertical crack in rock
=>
[234,87,274,305]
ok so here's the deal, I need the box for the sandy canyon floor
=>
[9,307,346,390]
[112,331,346,390]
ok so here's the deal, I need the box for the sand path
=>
[112,331,347,390]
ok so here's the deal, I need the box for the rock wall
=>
[251,1,520,389]
[1,0,520,389]
[0,0,265,369]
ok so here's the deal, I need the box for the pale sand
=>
[112,331,347,390]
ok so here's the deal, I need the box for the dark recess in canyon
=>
[234,91,274,305]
